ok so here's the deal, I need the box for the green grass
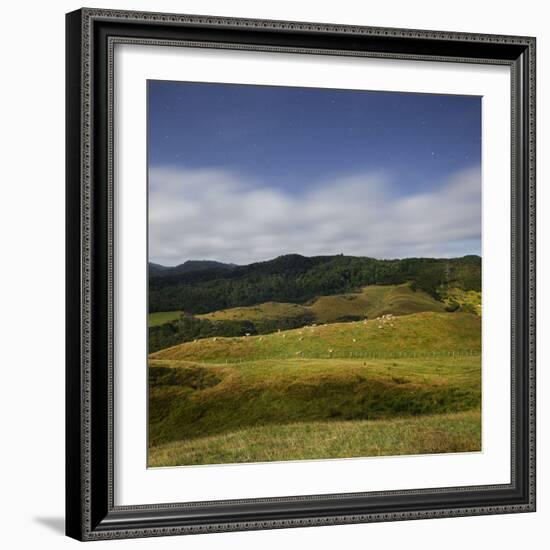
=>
[154,283,445,328]
[148,310,481,466]
[149,354,480,447]
[150,311,481,363]
[309,284,445,322]
[149,410,481,467]
[149,310,183,327]
[198,301,310,322]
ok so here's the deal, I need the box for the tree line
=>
[149,254,481,314]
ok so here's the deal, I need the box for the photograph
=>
[146,80,483,468]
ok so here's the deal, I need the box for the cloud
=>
[148,165,481,266]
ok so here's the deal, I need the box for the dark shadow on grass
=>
[34,516,65,535]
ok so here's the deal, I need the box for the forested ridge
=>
[149,254,481,314]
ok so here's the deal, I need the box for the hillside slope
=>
[148,310,481,465]
[196,284,445,326]
[149,354,481,450]
[151,311,481,362]
[309,283,445,321]
[149,410,481,466]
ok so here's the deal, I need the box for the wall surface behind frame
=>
[0,0,546,549]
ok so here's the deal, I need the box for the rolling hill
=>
[148,316,481,466]
[148,308,481,466]
[196,301,310,323]
[150,311,481,363]
[149,410,481,467]
[147,256,482,466]
[195,283,445,326]
[308,284,446,321]
[149,354,481,447]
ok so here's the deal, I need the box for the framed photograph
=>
[66,8,536,541]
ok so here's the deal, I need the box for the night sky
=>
[148,80,481,266]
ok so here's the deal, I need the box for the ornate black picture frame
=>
[66,8,536,541]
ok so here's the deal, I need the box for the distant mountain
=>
[148,253,481,315]
[149,260,237,277]
[149,262,170,274]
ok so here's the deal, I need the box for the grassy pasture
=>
[149,409,481,467]
[148,354,481,463]
[150,283,446,329]
[149,310,183,327]
[150,311,481,363]
[195,283,445,326]
[148,309,481,466]
[197,301,310,322]
[309,283,445,322]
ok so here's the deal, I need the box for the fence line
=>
[217,349,481,364]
